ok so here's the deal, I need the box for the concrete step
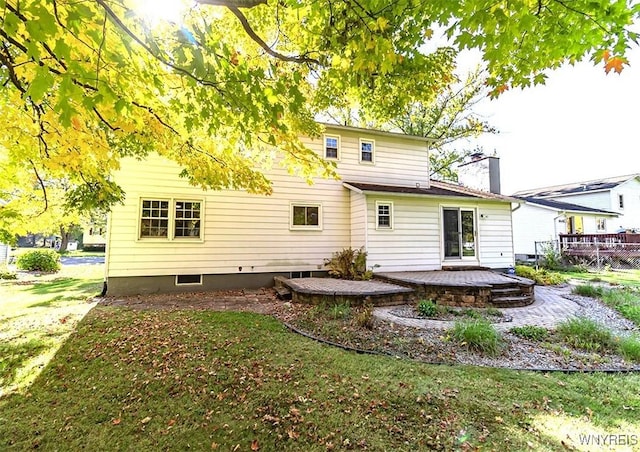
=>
[490,295,534,308]
[491,287,522,297]
[274,285,292,300]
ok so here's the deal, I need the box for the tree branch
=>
[226,6,320,64]
[94,0,226,92]
[29,160,49,214]
[196,0,267,7]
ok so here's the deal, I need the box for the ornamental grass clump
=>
[556,317,612,352]
[450,319,503,356]
[618,335,640,363]
[509,325,549,341]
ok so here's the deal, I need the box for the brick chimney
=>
[457,152,501,194]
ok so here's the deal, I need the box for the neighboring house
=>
[513,174,640,233]
[511,197,618,259]
[105,124,517,296]
[0,242,9,265]
[82,222,107,251]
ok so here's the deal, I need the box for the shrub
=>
[450,319,503,356]
[16,249,61,272]
[324,247,373,280]
[540,243,563,270]
[417,300,437,317]
[510,325,549,341]
[515,265,565,285]
[0,267,17,280]
[556,317,612,352]
[354,304,374,329]
[618,335,640,363]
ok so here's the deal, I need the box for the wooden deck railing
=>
[559,233,640,248]
[559,233,640,259]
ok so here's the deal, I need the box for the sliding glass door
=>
[443,208,476,259]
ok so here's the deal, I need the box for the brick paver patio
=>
[375,285,579,331]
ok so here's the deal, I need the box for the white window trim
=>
[290,202,323,231]
[375,201,394,230]
[138,197,205,242]
[596,217,607,232]
[359,138,375,164]
[323,134,341,161]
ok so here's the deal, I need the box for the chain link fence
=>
[535,239,640,271]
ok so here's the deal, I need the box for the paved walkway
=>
[375,285,579,331]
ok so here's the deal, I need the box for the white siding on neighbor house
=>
[0,244,9,264]
[610,178,640,230]
[511,204,559,256]
[550,191,611,213]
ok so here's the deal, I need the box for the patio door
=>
[443,208,476,259]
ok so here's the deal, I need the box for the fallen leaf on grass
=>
[251,439,260,450]
[141,416,152,424]
[112,418,121,425]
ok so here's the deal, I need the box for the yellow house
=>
[105,124,516,295]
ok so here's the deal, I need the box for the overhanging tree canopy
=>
[0,0,638,217]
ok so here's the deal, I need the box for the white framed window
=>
[618,194,624,209]
[174,200,202,237]
[140,199,170,238]
[359,138,375,164]
[290,203,322,230]
[596,217,607,232]
[139,198,203,240]
[324,134,340,160]
[376,201,393,230]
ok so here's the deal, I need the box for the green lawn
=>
[562,269,640,289]
[0,265,102,396]
[1,268,640,450]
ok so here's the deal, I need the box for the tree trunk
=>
[59,225,70,252]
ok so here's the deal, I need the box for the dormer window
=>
[324,134,340,160]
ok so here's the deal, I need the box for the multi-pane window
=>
[376,202,392,229]
[291,204,321,229]
[141,200,169,237]
[324,135,339,159]
[619,194,624,209]
[175,201,201,237]
[360,139,374,163]
[140,199,202,239]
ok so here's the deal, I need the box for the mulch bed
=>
[98,289,640,372]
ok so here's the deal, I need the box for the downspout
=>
[509,201,521,267]
[101,211,113,297]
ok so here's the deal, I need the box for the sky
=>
[459,46,640,195]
